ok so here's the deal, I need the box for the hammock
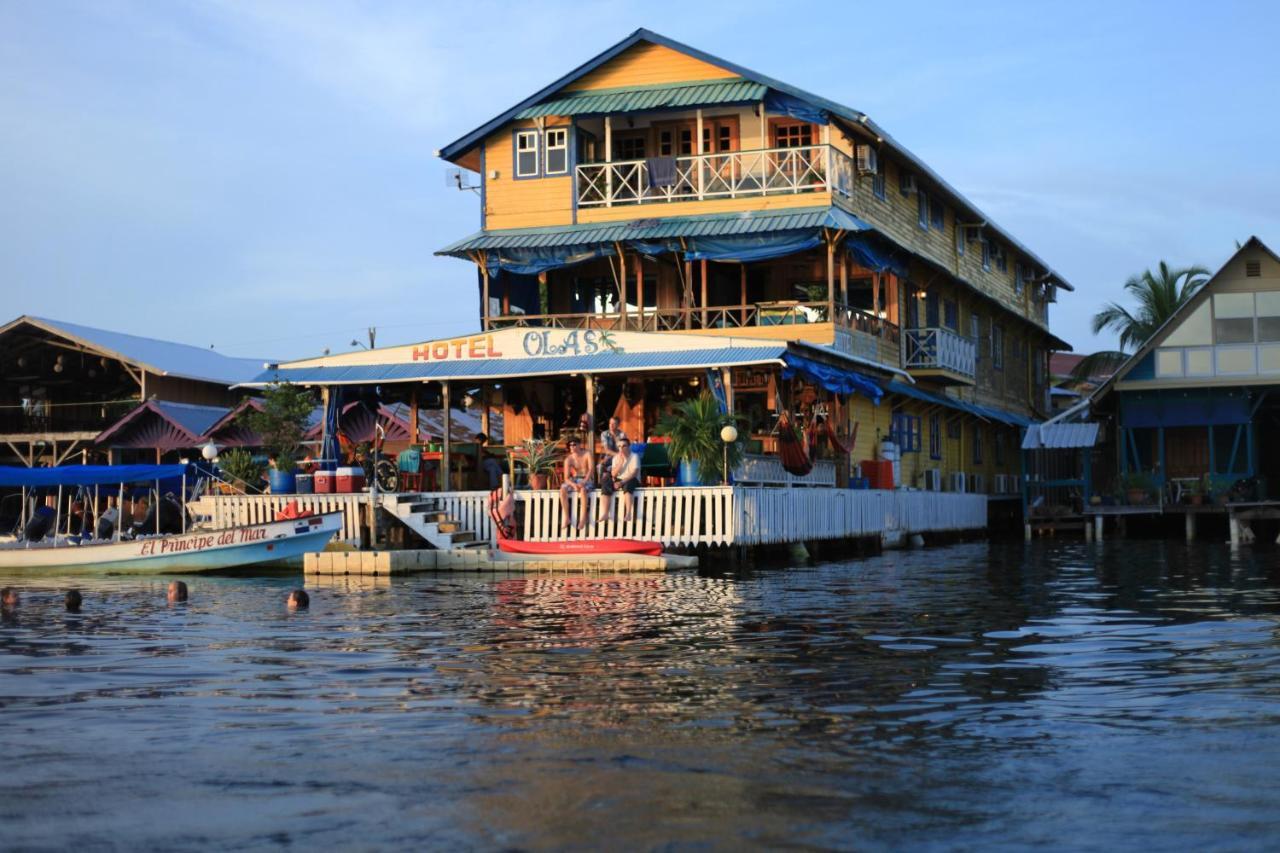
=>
[776,414,814,476]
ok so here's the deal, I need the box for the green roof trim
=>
[436,206,868,254]
[516,78,766,118]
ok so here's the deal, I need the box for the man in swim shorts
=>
[558,437,594,530]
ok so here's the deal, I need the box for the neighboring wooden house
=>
[1089,237,1280,498]
[0,315,265,467]
[429,29,1072,495]
[94,400,230,464]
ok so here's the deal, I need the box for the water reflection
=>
[2,541,1279,849]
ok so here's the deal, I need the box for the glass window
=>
[872,172,886,201]
[929,415,942,460]
[943,299,958,330]
[1260,344,1280,373]
[972,424,984,465]
[917,191,929,230]
[930,196,944,230]
[981,240,992,272]
[773,124,812,148]
[515,130,539,177]
[544,128,568,175]
[1257,292,1280,342]
[1164,300,1212,346]
[1214,293,1255,344]
[992,324,1004,369]
[955,222,965,256]
[1185,348,1213,376]
[1155,348,1184,377]
[1216,347,1256,375]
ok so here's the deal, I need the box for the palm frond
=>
[1067,350,1129,383]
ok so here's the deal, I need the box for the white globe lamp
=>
[719,424,738,485]
[201,440,219,462]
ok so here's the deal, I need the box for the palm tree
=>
[1070,262,1210,382]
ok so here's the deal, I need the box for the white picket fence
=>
[734,454,837,487]
[196,493,368,543]
[199,486,987,549]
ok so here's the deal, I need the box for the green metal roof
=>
[437,206,868,254]
[515,78,766,119]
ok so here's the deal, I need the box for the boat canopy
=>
[0,464,192,488]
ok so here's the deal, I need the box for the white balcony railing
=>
[904,327,977,379]
[576,144,854,208]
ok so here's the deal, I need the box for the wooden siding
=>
[667,321,835,346]
[483,122,575,230]
[564,43,738,92]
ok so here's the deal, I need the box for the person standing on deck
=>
[599,437,639,524]
[558,437,594,530]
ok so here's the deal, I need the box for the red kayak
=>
[496,538,664,557]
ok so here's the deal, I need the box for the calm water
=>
[3,541,1280,851]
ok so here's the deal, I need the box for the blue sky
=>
[2,1,1276,361]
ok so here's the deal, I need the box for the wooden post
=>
[442,382,452,491]
[155,448,162,465]
[695,108,705,199]
[480,387,491,439]
[481,265,491,330]
[825,236,835,320]
[502,276,510,316]
[684,259,693,329]
[1186,510,1196,541]
[604,115,613,206]
[618,248,627,327]
[740,264,748,327]
[839,252,848,309]
[700,258,708,328]
[635,254,644,330]
[722,367,735,414]
[409,385,419,443]
[585,373,596,479]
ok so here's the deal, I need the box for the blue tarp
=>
[0,464,191,488]
[484,245,615,276]
[764,90,829,126]
[685,232,821,263]
[320,387,344,471]
[845,234,910,278]
[781,353,883,402]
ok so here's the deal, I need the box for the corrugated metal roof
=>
[1,316,267,385]
[242,346,787,387]
[517,79,767,118]
[1021,422,1100,450]
[438,206,868,254]
[95,400,230,447]
[153,401,230,437]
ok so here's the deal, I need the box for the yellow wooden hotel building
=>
[429,29,1072,493]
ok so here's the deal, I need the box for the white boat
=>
[0,512,344,574]
[0,462,343,574]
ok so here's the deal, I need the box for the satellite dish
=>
[445,167,481,194]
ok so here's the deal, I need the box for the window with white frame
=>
[955,222,965,256]
[544,128,568,175]
[981,240,992,272]
[917,191,929,230]
[515,130,539,177]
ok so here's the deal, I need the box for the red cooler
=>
[336,466,365,493]
[314,470,334,494]
[862,460,895,490]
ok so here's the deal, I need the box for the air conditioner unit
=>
[948,472,967,493]
[855,144,879,175]
[923,469,943,492]
[968,473,987,495]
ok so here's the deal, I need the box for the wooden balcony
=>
[903,327,977,385]
[575,144,854,208]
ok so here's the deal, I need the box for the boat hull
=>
[497,538,664,557]
[0,512,343,574]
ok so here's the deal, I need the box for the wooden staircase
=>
[381,494,489,550]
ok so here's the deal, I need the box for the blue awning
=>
[0,464,191,488]
[844,233,910,278]
[244,346,788,387]
[885,381,980,418]
[781,353,883,402]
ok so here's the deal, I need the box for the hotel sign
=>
[409,329,612,362]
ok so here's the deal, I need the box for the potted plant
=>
[246,383,314,494]
[1120,471,1153,505]
[217,447,265,494]
[1183,477,1205,506]
[653,392,743,485]
[520,438,558,490]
